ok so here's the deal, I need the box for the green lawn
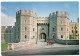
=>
[1,44,8,51]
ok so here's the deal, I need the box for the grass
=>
[1,44,8,51]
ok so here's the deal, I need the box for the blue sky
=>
[1,2,79,26]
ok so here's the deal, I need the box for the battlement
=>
[56,11,68,15]
[49,11,69,18]
[56,11,69,18]
[38,17,48,19]
[1,26,6,29]
[16,10,37,18]
[7,26,12,28]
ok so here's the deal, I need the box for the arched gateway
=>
[40,33,46,42]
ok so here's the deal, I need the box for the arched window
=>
[17,28,19,31]
[25,35,27,39]
[61,35,63,38]
[61,27,63,31]
[76,31,77,33]
[53,28,54,32]
[42,28,44,30]
[33,28,35,31]
[72,30,73,33]
[25,27,27,31]
[33,36,35,39]
[76,27,77,29]
[53,35,54,39]
[25,20,26,22]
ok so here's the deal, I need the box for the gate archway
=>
[40,33,46,42]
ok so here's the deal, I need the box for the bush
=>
[69,35,76,39]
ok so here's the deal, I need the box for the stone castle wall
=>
[1,10,79,44]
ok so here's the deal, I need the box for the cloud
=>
[1,6,8,10]
[1,12,16,26]
[16,7,19,10]
[64,4,70,9]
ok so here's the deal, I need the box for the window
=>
[72,30,73,33]
[33,28,35,31]
[25,20,26,22]
[61,27,63,31]
[25,27,27,31]
[53,28,54,32]
[33,36,35,39]
[67,28,68,31]
[76,31,77,33]
[18,28,19,31]
[33,21,34,24]
[53,36,54,39]
[76,27,77,29]
[42,28,44,30]
[61,35,63,38]
[25,35,27,39]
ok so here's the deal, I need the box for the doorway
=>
[40,33,46,42]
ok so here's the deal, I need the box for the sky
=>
[1,2,79,26]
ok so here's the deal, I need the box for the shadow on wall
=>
[54,39,79,45]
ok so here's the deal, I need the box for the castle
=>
[1,10,79,44]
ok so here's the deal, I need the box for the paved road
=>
[2,46,79,56]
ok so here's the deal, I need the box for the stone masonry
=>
[1,10,79,44]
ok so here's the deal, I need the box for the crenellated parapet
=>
[49,11,69,19]
[1,26,7,33]
[38,17,48,19]
[37,17,49,24]
[16,10,37,18]
[7,26,12,29]
[56,11,69,19]
[49,12,56,17]
[1,26,6,29]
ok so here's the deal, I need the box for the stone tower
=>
[56,11,69,40]
[16,10,37,42]
[49,12,57,40]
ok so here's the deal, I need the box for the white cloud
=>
[1,6,8,10]
[16,7,19,10]
[1,12,16,26]
[64,4,70,9]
